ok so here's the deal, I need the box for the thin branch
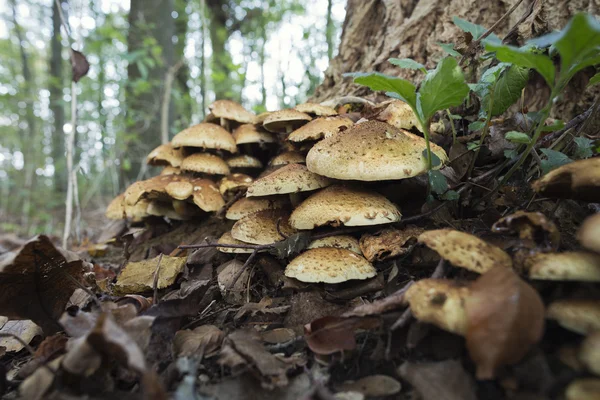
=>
[160,60,184,144]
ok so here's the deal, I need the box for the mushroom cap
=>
[165,180,194,200]
[227,154,263,169]
[532,157,600,202]
[270,151,306,166]
[124,174,184,206]
[375,100,421,131]
[418,229,513,273]
[254,111,272,124]
[171,123,237,153]
[547,299,600,335]
[307,235,361,254]
[294,102,338,117]
[285,248,376,283]
[226,196,289,220]
[187,178,225,212]
[106,194,126,220]
[232,124,276,145]
[246,164,331,197]
[231,209,296,245]
[565,379,600,400]
[287,116,354,143]
[124,199,151,222]
[146,143,185,167]
[492,210,560,251]
[181,153,230,175]
[263,109,312,133]
[405,279,470,336]
[208,99,256,124]
[160,166,182,175]
[217,231,256,254]
[524,251,600,282]
[218,173,254,195]
[172,199,203,218]
[306,120,448,181]
[146,200,187,220]
[289,185,401,230]
[579,213,600,254]
[579,331,600,376]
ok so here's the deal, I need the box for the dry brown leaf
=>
[304,316,380,355]
[492,210,560,251]
[18,355,63,400]
[359,227,423,262]
[398,359,477,400]
[234,297,290,320]
[0,320,42,352]
[336,375,401,397]
[115,254,186,295]
[342,285,409,318]
[71,49,90,82]
[465,266,545,379]
[260,328,296,344]
[217,259,250,305]
[173,325,224,358]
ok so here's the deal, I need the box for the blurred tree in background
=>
[0,0,344,238]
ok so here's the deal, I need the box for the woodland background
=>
[0,0,344,238]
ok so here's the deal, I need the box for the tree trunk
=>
[50,0,67,193]
[207,0,235,100]
[312,0,599,119]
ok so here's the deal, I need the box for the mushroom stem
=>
[285,124,293,134]
[220,117,230,132]
[289,193,302,208]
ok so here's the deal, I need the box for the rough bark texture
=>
[312,0,599,119]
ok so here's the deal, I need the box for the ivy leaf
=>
[389,58,427,72]
[540,148,573,174]
[453,17,501,42]
[573,137,594,159]
[428,170,448,195]
[422,149,442,167]
[588,71,600,88]
[417,57,470,121]
[437,42,461,57]
[484,42,555,88]
[346,72,417,107]
[505,131,531,144]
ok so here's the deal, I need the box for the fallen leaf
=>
[304,316,380,355]
[115,254,186,295]
[260,328,296,344]
[173,325,224,358]
[0,320,42,352]
[19,334,67,379]
[343,283,411,318]
[234,297,290,320]
[336,375,401,397]
[398,359,478,400]
[465,266,545,379]
[71,49,90,82]
[217,259,249,305]
[18,355,63,400]
[492,210,560,251]
[359,227,424,262]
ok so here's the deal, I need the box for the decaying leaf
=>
[304,316,380,355]
[397,359,477,400]
[0,235,88,333]
[173,325,224,358]
[260,328,296,344]
[492,210,560,251]
[71,49,90,82]
[217,259,249,305]
[336,375,401,397]
[19,355,63,400]
[343,284,411,318]
[115,254,186,295]
[234,297,290,320]
[359,227,424,262]
[0,320,42,352]
[465,266,545,379]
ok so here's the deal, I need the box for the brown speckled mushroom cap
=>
[247,164,331,197]
[181,153,230,175]
[124,174,184,206]
[227,155,263,169]
[218,173,253,195]
[217,231,256,254]
[263,109,312,133]
[165,180,194,200]
[306,120,448,181]
[287,116,353,143]
[124,199,151,222]
[375,100,421,131]
[579,213,600,254]
[307,235,361,255]
[226,196,289,220]
[418,229,513,273]
[524,251,600,282]
[106,193,126,220]
[289,185,401,230]
[160,166,182,175]
[294,102,337,117]
[232,124,276,145]
[231,209,295,245]
[579,331,600,375]
[270,151,306,166]
[208,100,256,124]
[547,299,600,335]
[404,279,470,336]
[171,123,237,153]
[146,143,185,167]
[187,178,225,212]
[565,378,600,400]
[284,248,376,283]
[531,157,600,202]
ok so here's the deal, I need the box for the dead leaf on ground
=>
[492,210,560,251]
[217,259,250,305]
[115,254,186,295]
[234,297,290,320]
[342,284,410,318]
[19,334,68,379]
[173,325,224,358]
[18,355,63,400]
[465,266,545,379]
[0,320,42,352]
[304,316,380,355]
[260,328,296,344]
[359,227,423,262]
[398,359,478,400]
[336,375,401,397]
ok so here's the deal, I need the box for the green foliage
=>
[349,72,417,105]
[388,58,426,72]
[452,16,501,42]
[484,42,555,87]
[428,170,448,195]
[573,137,594,159]
[437,42,461,57]
[588,71,600,87]
[505,131,531,145]
[539,149,573,174]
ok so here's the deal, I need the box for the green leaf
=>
[484,41,555,88]
[588,71,600,87]
[441,190,460,201]
[573,136,594,159]
[417,57,470,121]
[541,120,565,132]
[489,65,529,116]
[540,148,573,174]
[504,149,518,159]
[469,120,485,132]
[422,149,442,167]
[428,170,448,195]
[467,141,480,151]
[346,72,417,107]
[389,58,427,72]
[438,42,461,57]
[453,17,501,42]
[505,131,531,144]
[552,13,600,81]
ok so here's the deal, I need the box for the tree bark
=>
[50,0,67,193]
[207,0,235,100]
[312,0,599,119]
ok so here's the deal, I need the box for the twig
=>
[160,60,184,144]
[152,253,163,305]
[216,190,246,218]
[62,80,76,248]
[225,249,259,291]
[276,218,288,239]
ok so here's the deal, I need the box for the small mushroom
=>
[285,248,376,283]
[579,213,600,254]
[225,196,289,221]
[217,231,256,254]
[531,157,600,202]
[270,151,306,166]
[106,194,126,220]
[307,235,362,255]
[231,209,296,245]
[206,99,256,130]
[181,153,230,176]
[146,143,184,167]
[375,100,422,131]
[579,331,600,375]
[218,173,253,196]
[226,155,263,170]
[565,378,600,400]
[246,164,331,198]
[547,299,600,335]
[263,109,312,134]
[232,124,276,145]
[523,251,600,282]
[294,102,337,117]
[171,122,238,153]
[160,166,181,175]
[287,116,353,143]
